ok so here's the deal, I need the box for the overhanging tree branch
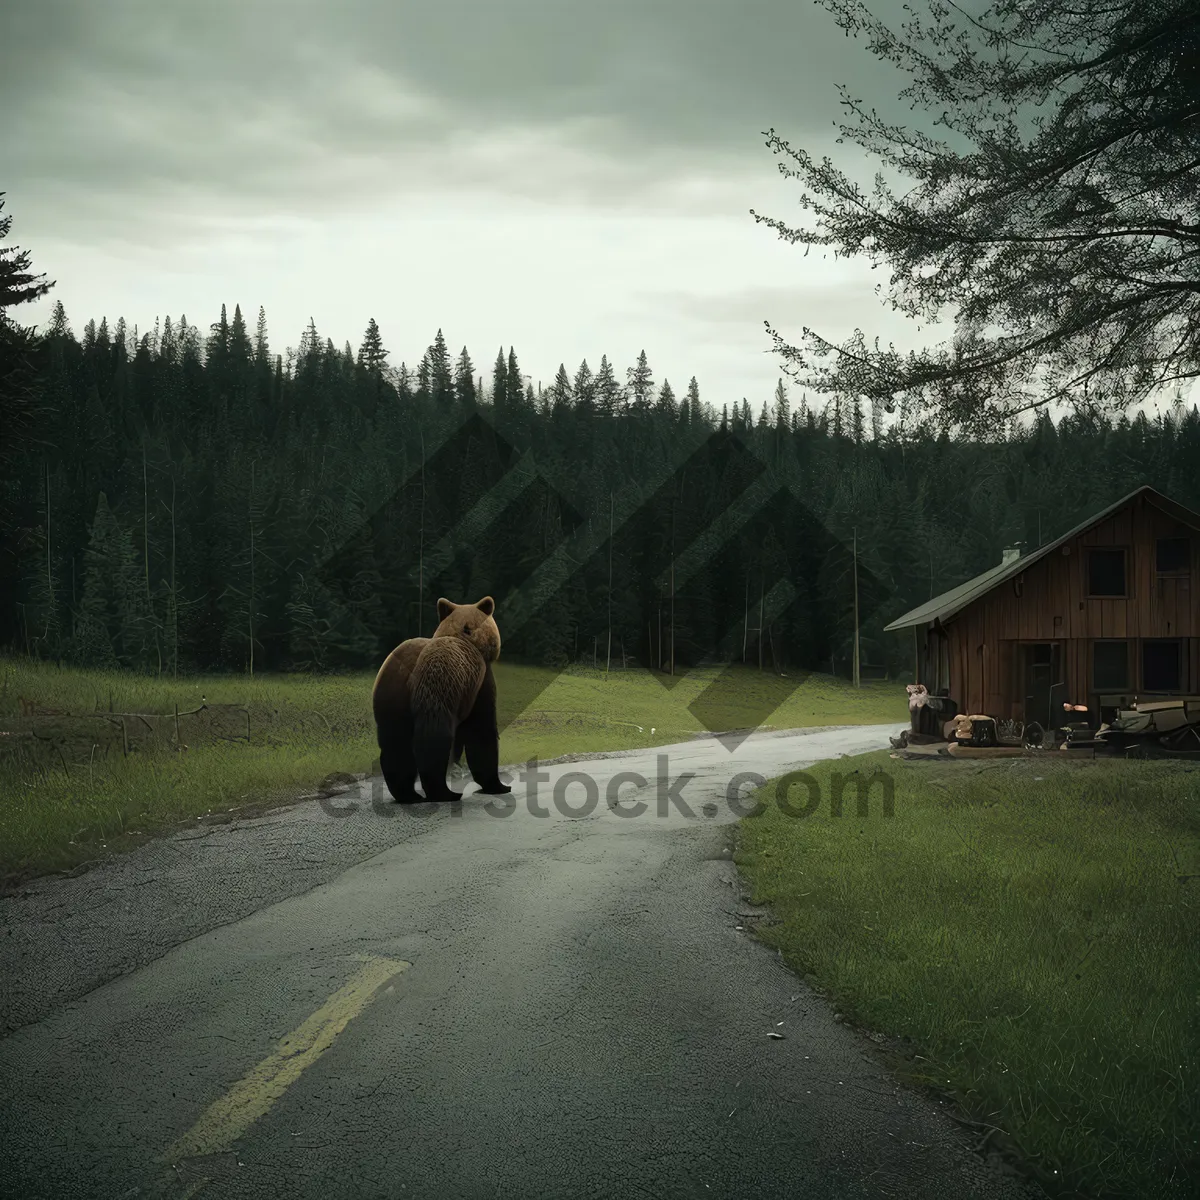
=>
[753,0,1200,429]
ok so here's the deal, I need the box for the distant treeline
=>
[2,300,1198,679]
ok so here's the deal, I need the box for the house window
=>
[1156,537,1190,574]
[1087,549,1127,597]
[1092,640,1129,690]
[1142,640,1182,692]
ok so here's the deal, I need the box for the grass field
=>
[735,751,1200,1200]
[6,655,1197,1195]
[0,654,905,887]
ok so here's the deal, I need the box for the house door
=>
[1022,643,1061,730]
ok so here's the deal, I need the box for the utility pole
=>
[418,425,426,627]
[669,502,675,676]
[853,525,861,689]
[606,491,613,673]
[742,575,748,663]
[758,571,765,671]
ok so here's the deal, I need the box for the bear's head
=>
[432,596,501,663]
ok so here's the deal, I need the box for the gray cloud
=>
[643,282,952,346]
[4,0,912,242]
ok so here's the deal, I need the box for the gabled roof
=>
[883,485,1200,631]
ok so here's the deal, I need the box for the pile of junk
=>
[889,684,1200,760]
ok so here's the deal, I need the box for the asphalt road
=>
[0,724,1046,1200]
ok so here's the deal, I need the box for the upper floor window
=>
[1087,548,1127,597]
[1156,537,1190,575]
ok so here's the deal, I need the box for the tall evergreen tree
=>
[207,304,230,369]
[550,363,573,418]
[626,349,653,414]
[454,346,477,411]
[357,318,388,372]
[594,355,619,417]
[299,317,321,363]
[429,329,453,407]
[655,379,677,419]
[0,193,54,314]
[254,306,269,362]
[229,303,252,415]
[73,492,148,669]
[0,194,56,484]
[573,359,595,416]
[682,377,701,427]
[491,346,508,414]
[48,299,70,338]
[416,352,432,404]
[506,347,525,411]
[773,378,790,429]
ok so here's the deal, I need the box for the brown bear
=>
[371,596,511,803]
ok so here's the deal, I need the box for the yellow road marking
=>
[162,955,410,1164]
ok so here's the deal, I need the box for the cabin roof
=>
[883,485,1200,632]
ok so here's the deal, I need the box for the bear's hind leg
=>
[378,736,420,804]
[413,718,463,804]
[464,733,511,795]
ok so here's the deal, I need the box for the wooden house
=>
[884,485,1200,727]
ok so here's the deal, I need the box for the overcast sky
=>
[5,0,1185,420]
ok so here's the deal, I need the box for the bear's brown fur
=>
[371,596,510,803]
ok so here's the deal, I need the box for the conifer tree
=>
[48,299,70,338]
[655,379,677,419]
[0,193,54,314]
[454,346,477,411]
[550,363,573,417]
[73,492,146,669]
[416,353,432,403]
[0,195,56,489]
[773,378,790,429]
[207,304,230,373]
[594,355,619,417]
[627,349,654,413]
[491,346,508,414]
[357,318,388,372]
[507,347,526,411]
[573,359,595,416]
[684,377,701,426]
[429,329,453,407]
[254,306,270,362]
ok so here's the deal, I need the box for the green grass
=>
[735,751,1200,1199]
[0,655,905,887]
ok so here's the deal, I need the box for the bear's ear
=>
[475,596,495,617]
[436,598,456,621]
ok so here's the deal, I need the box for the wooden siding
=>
[932,493,1200,717]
